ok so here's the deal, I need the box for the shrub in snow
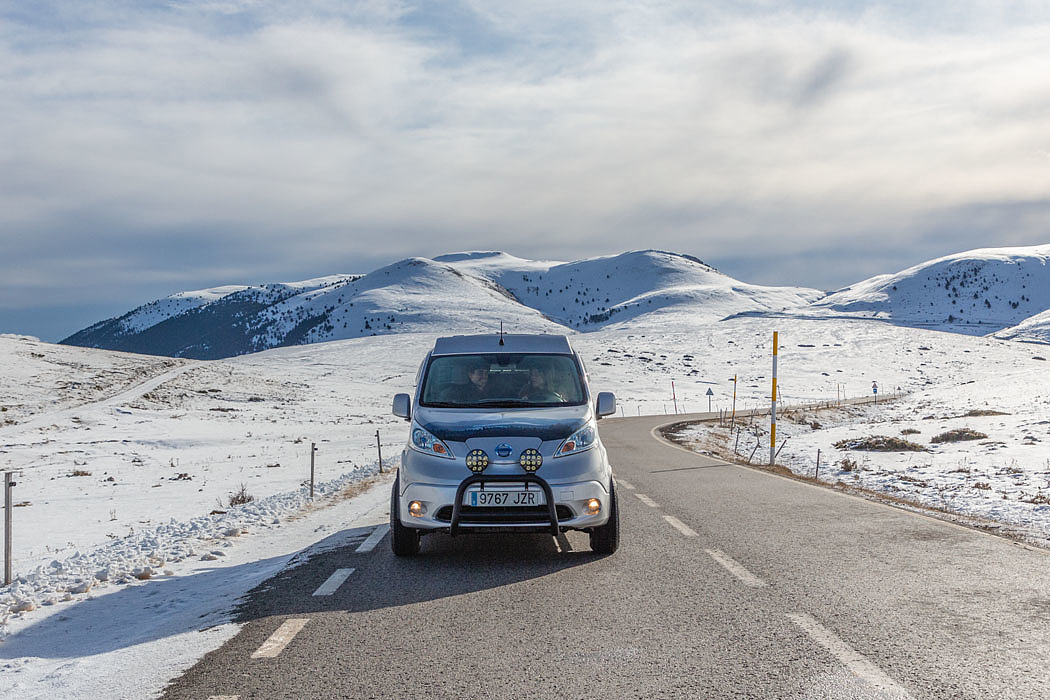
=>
[931,428,988,443]
[227,483,255,506]
[834,435,926,452]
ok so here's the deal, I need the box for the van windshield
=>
[419,353,586,408]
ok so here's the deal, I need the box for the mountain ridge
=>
[61,245,1050,359]
[61,250,820,359]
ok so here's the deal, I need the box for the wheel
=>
[589,480,620,554]
[390,476,420,557]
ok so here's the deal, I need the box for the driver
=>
[436,357,491,403]
[449,358,490,402]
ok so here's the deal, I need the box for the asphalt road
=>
[162,413,1050,699]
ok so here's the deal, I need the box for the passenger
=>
[520,366,564,403]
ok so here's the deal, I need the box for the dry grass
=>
[931,428,988,444]
[834,435,926,452]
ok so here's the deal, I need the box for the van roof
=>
[432,334,573,356]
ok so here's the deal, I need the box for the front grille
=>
[435,505,574,524]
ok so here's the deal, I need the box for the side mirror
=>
[595,392,616,419]
[392,393,411,420]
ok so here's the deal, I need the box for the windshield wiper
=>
[474,399,536,408]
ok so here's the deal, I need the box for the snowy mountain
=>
[995,308,1050,344]
[62,244,1050,360]
[62,259,564,360]
[439,250,822,330]
[61,250,823,359]
[802,244,1050,336]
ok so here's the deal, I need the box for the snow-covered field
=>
[664,324,1050,546]
[2,303,1050,697]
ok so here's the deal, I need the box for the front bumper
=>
[452,473,558,535]
[399,476,610,533]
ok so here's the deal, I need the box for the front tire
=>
[390,476,420,557]
[589,480,620,554]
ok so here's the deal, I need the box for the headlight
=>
[555,423,597,458]
[410,424,455,459]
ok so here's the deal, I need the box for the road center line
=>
[251,618,309,659]
[312,568,355,597]
[616,478,635,490]
[704,549,768,588]
[635,493,659,507]
[663,515,698,537]
[355,524,390,553]
[788,613,912,697]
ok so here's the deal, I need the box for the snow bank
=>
[0,464,384,635]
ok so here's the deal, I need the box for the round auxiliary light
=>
[518,448,543,472]
[466,449,489,473]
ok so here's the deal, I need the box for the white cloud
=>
[1,1,1049,334]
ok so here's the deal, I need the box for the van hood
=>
[414,404,591,442]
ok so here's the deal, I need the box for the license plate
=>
[465,488,546,507]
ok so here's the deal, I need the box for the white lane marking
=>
[705,549,768,588]
[635,493,659,507]
[788,613,912,697]
[617,479,635,490]
[312,568,355,597]
[251,618,309,659]
[207,696,240,699]
[663,515,698,537]
[355,523,390,553]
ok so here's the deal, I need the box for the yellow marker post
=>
[770,331,778,465]
[730,374,738,426]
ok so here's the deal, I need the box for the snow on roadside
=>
[0,334,422,586]
[0,462,388,635]
[673,394,1050,547]
[0,471,394,700]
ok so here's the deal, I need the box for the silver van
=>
[390,334,619,555]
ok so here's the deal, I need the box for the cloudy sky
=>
[2,1,1049,340]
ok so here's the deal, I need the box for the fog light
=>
[408,500,426,517]
[466,449,489,473]
[518,448,542,472]
[585,498,601,515]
